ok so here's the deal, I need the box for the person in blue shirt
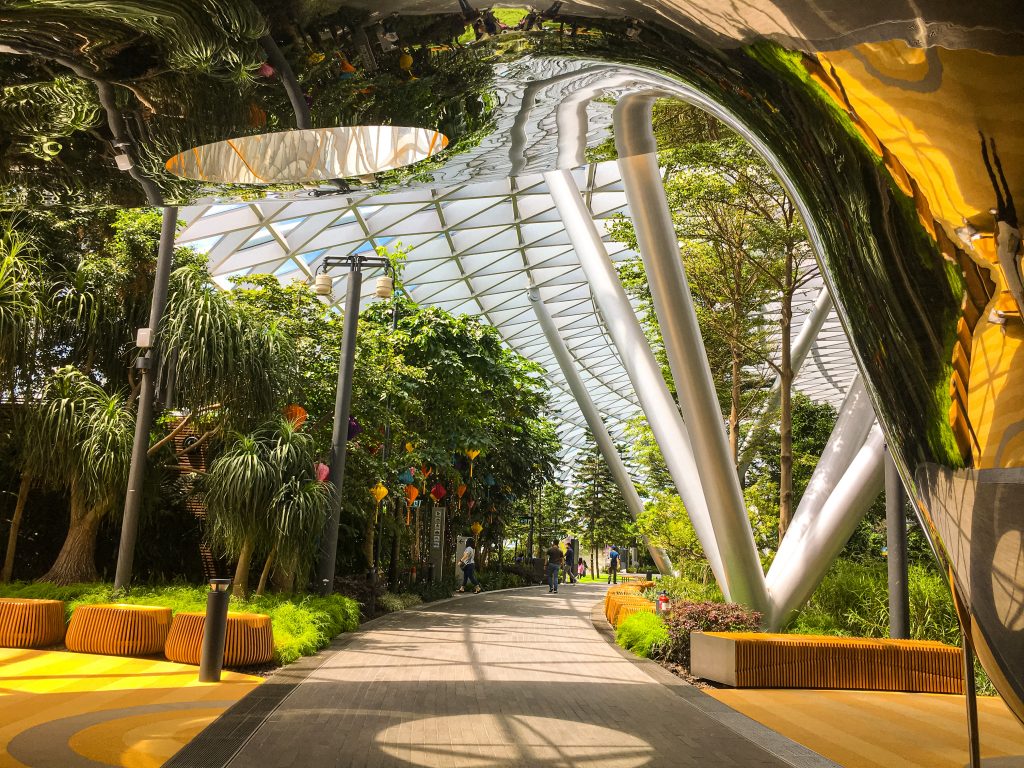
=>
[607,545,620,584]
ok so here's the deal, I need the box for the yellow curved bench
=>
[0,598,65,648]
[165,611,274,667]
[604,593,654,626]
[65,604,172,657]
[615,601,656,626]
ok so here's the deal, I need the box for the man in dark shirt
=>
[608,545,620,584]
[563,542,576,585]
[545,540,563,593]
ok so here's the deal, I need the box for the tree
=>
[567,441,633,578]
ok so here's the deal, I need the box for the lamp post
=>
[198,578,233,682]
[315,251,395,596]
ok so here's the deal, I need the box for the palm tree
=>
[0,222,43,399]
[26,367,135,584]
[202,419,327,597]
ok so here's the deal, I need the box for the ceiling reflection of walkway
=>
[202,584,834,768]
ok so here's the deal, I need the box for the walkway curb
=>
[589,600,841,768]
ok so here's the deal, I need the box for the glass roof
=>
[178,160,857,480]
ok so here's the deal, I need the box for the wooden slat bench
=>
[690,632,964,694]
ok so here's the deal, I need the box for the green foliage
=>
[377,591,423,613]
[0,581,359,665]
[616,611,669,659]
[660,601,762,668]
[645,574,724,604]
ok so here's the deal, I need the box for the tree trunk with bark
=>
[2,473,32,583]
[256,545,276,596]
[729,345,741,468]
[362,511,375,573]
[234,535,255,597]
[40,483,103,585]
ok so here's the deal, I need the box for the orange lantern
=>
[371,482,389,504]
[404,484,419,504]
[421,465,433,479]
[283,404,308,429]
[456,483,467,499]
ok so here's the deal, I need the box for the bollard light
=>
[198,578,233,682]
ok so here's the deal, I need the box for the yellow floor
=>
[708,688,1024,768]
[0,648,260,768]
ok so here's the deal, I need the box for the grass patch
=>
[615,611,669,659]
[0,582,359,666]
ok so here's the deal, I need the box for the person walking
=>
[564,541,576,584]
[607,545,620,584]
[457,538,481,593]
[545,539,563,593]
[577,557,587,581]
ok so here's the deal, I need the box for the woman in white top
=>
[457,538,482,593]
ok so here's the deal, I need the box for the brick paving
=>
[224,583,826,768]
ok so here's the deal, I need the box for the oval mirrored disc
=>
[165,126,448,184]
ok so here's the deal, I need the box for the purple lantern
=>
[347,416,363,441]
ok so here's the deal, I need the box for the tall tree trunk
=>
[256,545,276,596]
[2,473,32,583]
[271,561,295,594]
[388,522,400,589]
[729,345,741,468]
[778,287,795,541]
[234,535,255,597]
[412,506,421,582]
[40,487,103,585]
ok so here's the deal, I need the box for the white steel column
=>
[612,96,768,610]
[738,286,833,473]
[764,423,885,629]
[527,282,674,574]
[543,168,735,602]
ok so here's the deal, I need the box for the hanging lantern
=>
[404,484,419,505]
[468,499,476,510]
[282,404,308,429]
[430,483,447,502]
[347,416,363,440]
[371,482,389,504]
[398,469,414,485]
[421,465,433,479]
[456,483,467,499]
[405,441,415,453]
[484,473,496,487]
[398,51,414,71]
[470,521,483,537]
[337,54,356,75]
[315,462,330,482]
[466,448,480,478]
[257,62,276,77]
[375,275,394,298]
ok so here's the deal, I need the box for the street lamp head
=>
[208,578,233,592]
[315,273,333,297]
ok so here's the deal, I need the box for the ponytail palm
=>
[162,266,296,423]
[202,419,326,596]
[25,367,134,584]
[0,224,43,397]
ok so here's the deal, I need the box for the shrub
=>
[410,579,454,603]
[661,600,761,668]
[616,611,669,659]
[643,574,723,604]
[377,592,423,613]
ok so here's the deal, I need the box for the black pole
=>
[316,261,363,595]
[114,206,178,590]
[962,634,982,768]
[884,445,910,639]
[198,578,233,682]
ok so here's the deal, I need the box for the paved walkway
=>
[188,584,835,768]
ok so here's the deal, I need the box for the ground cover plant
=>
[0,582,359,665]
[615,611,669,659]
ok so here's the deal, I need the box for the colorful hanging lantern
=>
[421,465,433,479]
[315,462,330,482]
[429,483,447,502]
[470,521,483,537]
[404,484,419,505]
[456,483,467,499]
[398,51,414,71]
[283,404,308,429]
[371,482,389,504]
[405,441,415,453]
[468,499,476,510]
[466,448,480,477]
[398,469,415,485]
[347,416,363,440]
[484,473,496,487]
